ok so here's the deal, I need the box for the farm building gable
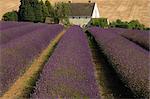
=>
[68,2,100,27]
[68,3,95,17]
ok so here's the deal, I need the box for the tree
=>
[34,2,43,22]
[28,0,43,22]
[18,0,70,24]
[40,0,49,22]
[45,0,53,17]
[2,11,18,21]
[53,2,70,24]
[18,0,44,22]
[18,0,35,21]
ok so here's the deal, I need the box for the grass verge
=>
[1,30,65,99]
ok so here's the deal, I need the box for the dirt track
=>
[0,0,149,26]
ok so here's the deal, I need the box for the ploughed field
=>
[0,21,149,98]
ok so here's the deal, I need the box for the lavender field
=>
[0,21,149,98]
[0,21,30,31]
[88,27,149,98]
[0,22,48,45]
[32,26,100,98]
[0,22,63,96]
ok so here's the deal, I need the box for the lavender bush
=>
[32,26,100,98]
[0,23,48,45]
[0,24,63,96]
[107,28,128,34]
[120,29,150,50]
[0,21,30,30]
[88,27,149,98]
[105,28,150,50]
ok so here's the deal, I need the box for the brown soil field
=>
[0,0,150,27]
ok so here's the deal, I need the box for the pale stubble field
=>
[0,0,150,27]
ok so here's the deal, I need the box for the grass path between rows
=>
[1,30,65,99]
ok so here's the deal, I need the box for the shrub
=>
[109,19,128,28]
[2,11,18,21]
[109,19,148,30]
[91,18,108,28]
[128,20,145,30]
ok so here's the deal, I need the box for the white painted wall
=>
[69,18,91,27]
[92,3,100,18]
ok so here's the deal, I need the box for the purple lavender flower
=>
[32,26,100,98]
[0,23,63,96]
[88,27,149,97]
[120,29,150,50]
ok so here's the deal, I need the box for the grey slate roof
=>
[68,3,95,17]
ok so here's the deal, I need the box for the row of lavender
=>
[88,27,149,98]
[108,28,150,50]
[121,29,150,50]
[0,22,48,45]
[0,23,63,96]
[32,26,100,98]
[0,21,30,30]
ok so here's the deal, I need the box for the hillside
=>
[0,0,150,26]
